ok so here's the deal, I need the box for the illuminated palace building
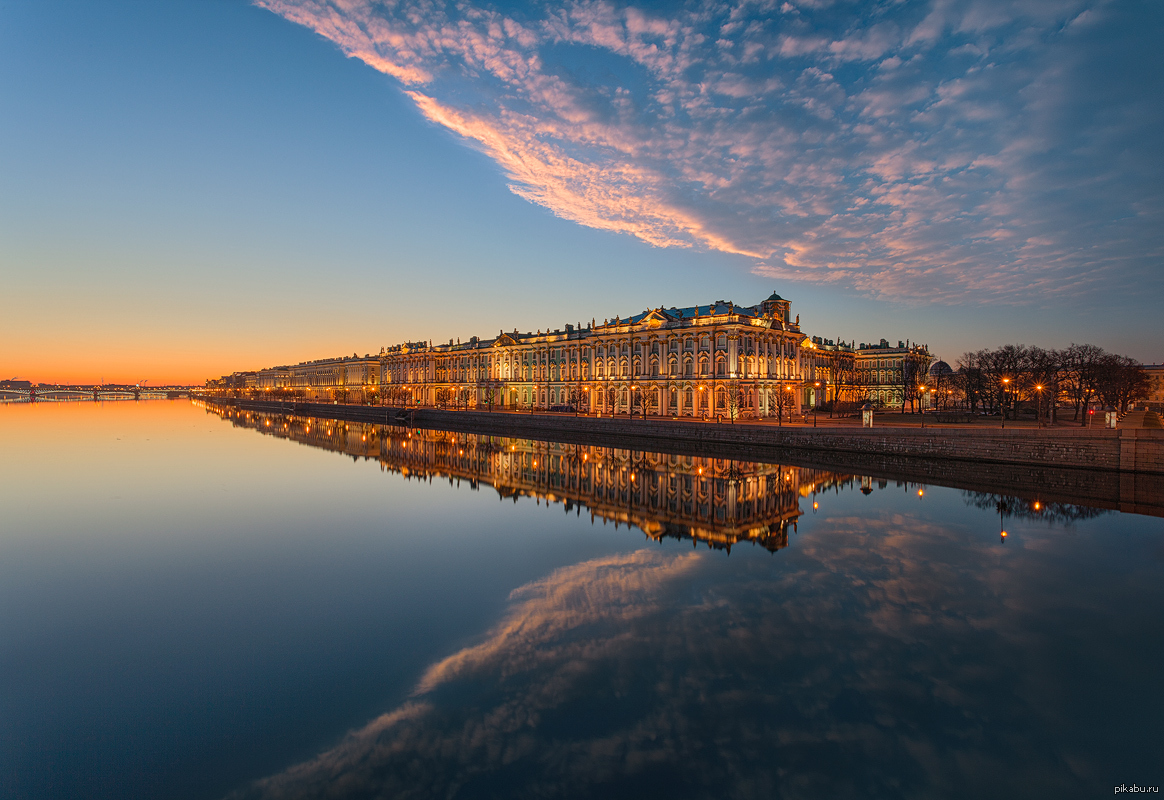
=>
[205,402,857,553]
[209,293,924,416]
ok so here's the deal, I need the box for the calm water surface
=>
[2,400,1161,799]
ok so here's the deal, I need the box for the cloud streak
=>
[258,0,1163,301]
[224,506,1161,799]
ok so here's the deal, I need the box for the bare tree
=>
[1019,347,1061,424]
[955,352,988,412]
[630,387,648,418]
[772,385,794,424]
[1061,344,1107,422]
[902,352,933,413]
[1095,355,1150,413]
[726,385,746,423]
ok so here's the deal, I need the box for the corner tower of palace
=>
[217,293,862,419]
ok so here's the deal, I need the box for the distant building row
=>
[206,293,932,418]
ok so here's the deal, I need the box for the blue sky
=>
[1,0,1160,383]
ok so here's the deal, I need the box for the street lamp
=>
[698,385,706,420]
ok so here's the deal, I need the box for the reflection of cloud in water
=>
[229,517,1159,799]
[416,550,701,695]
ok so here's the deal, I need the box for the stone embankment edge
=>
[212,398,1163,475]
[203,398,1164,517]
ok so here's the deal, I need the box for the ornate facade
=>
[382,294,806,419]
[853,339,933,409]
[207,293,931,417]
[215,294,812,419]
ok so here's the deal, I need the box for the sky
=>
[2,0,1161,385]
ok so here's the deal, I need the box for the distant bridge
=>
[0,386,192,402]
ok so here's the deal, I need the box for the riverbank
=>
[201,397,1164,516]
[206,397,1161,469]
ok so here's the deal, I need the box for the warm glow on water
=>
[2,401,1162,800]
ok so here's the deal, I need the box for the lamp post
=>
[918,384,926,427]
[698,385,706,420]
[1035,384,1043,427]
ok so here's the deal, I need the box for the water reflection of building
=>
[205,403,856,553]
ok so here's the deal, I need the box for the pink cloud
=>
[256,0,1162,304]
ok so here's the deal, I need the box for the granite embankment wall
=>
[207,399,1164,516]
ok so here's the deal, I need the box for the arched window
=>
[716,359,726,376]
[684,359,693,376]
[651,360,659,378]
